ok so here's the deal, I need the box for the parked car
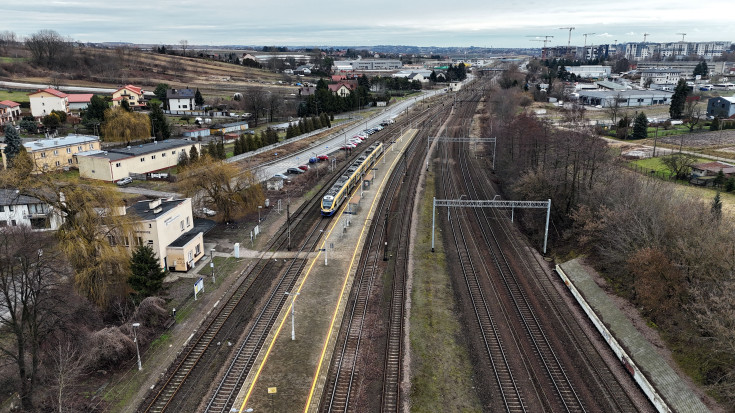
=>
[201,207,217,216]
[341,143,356,150]
[374,125,384,131]
[273,173,289,179]
[353,135,366,141]
[297,164,310,171]
[308,157,318,164]
[116,177,133,186]
[317,155,329,161]
[287,167,305,174]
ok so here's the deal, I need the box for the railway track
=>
[319,102,450,412]
[139,93,442,413]
[428,82,641,411]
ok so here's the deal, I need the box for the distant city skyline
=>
[3,0,734,49]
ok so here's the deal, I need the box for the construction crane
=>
[643,33,650,42]
[559,27,575,54]
[527,35,554,59]
[677,32,687,42]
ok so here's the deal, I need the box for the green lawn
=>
[0,56,28,64]
[0,90,30,103]
[630,156,711,174]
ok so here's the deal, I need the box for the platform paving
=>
[558,258,709,413]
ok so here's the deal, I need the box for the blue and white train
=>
[321,142,384,216]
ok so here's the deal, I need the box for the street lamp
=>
[284,292,300,341]
[210,248,216,283]
[132,323,142,371]
[258,205,263,223]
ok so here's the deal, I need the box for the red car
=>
[297,164,310,171]
[317,155,329,161]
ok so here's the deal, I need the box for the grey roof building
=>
[577,90,673,108]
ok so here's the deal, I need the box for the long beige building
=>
[0,134,100,172]
[77,139,200,182]
[125,198,212,271]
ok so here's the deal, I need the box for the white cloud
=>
[4,0,735,47]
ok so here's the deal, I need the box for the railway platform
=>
[231,129,419,413]
[557,258,709,413]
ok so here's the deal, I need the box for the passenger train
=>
[321,142,384,216]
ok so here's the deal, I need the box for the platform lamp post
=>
[258,205,263,223]
[284,292,300,341]
[132,323,142,371]
[210,248,216,283]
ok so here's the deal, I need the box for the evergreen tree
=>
[711,191,722,220]
[268,128,278,144]
[313,115,322,129]
[714,170,726,188]
[148,102,171,140]
[298,119,305,134]
[233,137,242,155]
[710,117,721,131]
[120,99,132,112]
[194,88,204,108]
[207,140,217,157]
[669,79,688,120]
[286,124,294,139]
[245,135,254,152]
[693,61,709,78]
[178,150,190,167]
[726,177,735,192]
[254,134,263,149]
[305,118,314,132]
[3,124,23,166]
[189,145,199,163]
[239,135,247,152]
[83,95,108,129]
[128,245,168,301]
[153,83,169,102]
[216,140,226,159]
[632,112,649,139]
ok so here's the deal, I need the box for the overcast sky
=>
[3,0,734,48]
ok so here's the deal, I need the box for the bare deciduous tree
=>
[245,87,267,126]
[0,227,67,411]
[179,39,188,56]
[49,338,84,413]
[25,29,72,69]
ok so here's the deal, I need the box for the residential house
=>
[707,96,735,119]
[76,139,200,182]
[0,100,22,126]
[112,85,145,108]
[28,88,69,118]
[0,189,62,230]
[67,94,93,111]
[0,134,100,172]
[689,161,735,186]
[125,198,212,271]
[167,88,196,111]
[328,83,355,98]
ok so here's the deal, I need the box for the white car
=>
[201,207,217,216]
[116,177,133,186]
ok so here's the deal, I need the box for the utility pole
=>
[286,204,291,251]
[559,27,575,55]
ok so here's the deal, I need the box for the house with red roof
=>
[112,85,145,108]
[67,94,94,111]
[28,88,69,118]
[0,100,22,126]
[328,82,356,97]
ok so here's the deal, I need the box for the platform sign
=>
[194,278,204,300]
[267,387,277,394]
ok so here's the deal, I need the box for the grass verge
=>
[409,172,482,411]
